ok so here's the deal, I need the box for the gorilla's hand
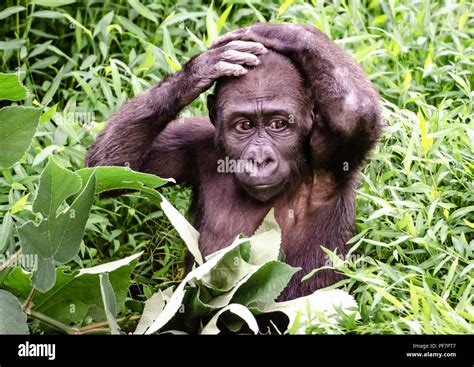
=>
[212,23,313,55]
[184,40,268,94]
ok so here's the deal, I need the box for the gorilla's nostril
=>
[255,156,273,167]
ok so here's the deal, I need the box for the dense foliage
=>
[0,0,472,334]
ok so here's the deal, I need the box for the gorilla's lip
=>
[241,178,287,201]
[251,180,284,190]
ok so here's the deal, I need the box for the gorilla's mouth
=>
[240,178,287,202]
[253,182,281,190]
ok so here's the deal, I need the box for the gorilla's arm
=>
[86,41,267,183]
[212,24,383,181]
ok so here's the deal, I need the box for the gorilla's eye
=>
[269,119,288,131]
[235,120,254,132]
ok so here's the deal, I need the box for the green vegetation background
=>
[0,0,472,333]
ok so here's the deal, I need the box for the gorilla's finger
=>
[214,61,248,77]
[223,40,268,54]
[220,49,260,66]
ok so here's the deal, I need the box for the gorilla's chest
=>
[194,171,337,258]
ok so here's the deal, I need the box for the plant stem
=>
[27,310,79,335]
[28,310,141,334]
[23,288,36,313]
[79,315,141,332]
[77,327,112,335]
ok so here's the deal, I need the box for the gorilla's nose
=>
[242,145,278,177]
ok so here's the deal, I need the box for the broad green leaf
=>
[77,166,170,197]
[145,236,247,334]
[207,269,259,308]
[0,73,28,101]
[231,261,299,305]
[30,256,56,293]
[0,106,41,168]
[0,290,29,334]
[201,304,258,334]
[18,174,96,292]
[202,243,257,292]
[134,287,173,334]
[184,286,217,331]
[144,277,187,334]
[32,156,82,217]
[99,273,120,334]
[1,260,137,326]
[249,209,281,265]
[78,252,143,275]
[160,194,202,265]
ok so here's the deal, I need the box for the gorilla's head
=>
[208,50,314,202]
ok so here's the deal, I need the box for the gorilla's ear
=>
[207,94,217,126]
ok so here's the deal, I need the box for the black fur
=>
[86,24,382,301]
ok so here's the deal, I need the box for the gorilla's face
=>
[209,51,314,202]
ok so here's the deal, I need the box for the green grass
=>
[0,0,472,333]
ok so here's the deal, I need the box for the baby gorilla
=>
[209,51,314,202]
[86,24,382,301]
